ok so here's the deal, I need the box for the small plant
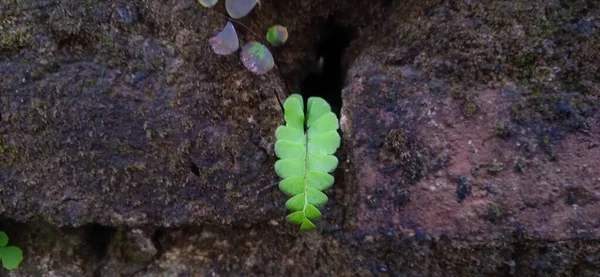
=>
[513,156,527,173]
[488,159,503,174]
[201,0,288,74]
[266,25,288,46]
[209,21,239,55]
[198,0,218,8]
[486,202,502,222]
[225,0,258,19]
[274,94,341,231]
[241,42,274,74]
[463,102,478,117]
[0,231,23,270]
[493,122,510,139]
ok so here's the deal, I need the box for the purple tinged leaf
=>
[241,42,274,74]
[225,0,258,19]
[198,0,218,8]
[209,21,239,55]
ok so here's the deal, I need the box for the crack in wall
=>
[297,16,355,117]
[0,219,599,276]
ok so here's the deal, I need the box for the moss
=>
[487,160,503,174]
[0,146,21,167]
[516,52,536,70]
[383,129,407,154]
[527,84,542,97]
[83,79,97,89]
[145,89,154,100]
[126,162,146,172]
[513,156,527,173]
[81,0,93,15]
[32,63,61,79]
[541,135,550,146]
[123,245,147,265]
[0,28,32,51]
[451,86,466,100]
[540,136,557,161]
[8,0,22,9]
[99,31,113,50]
[40,229,59,249]
[109,231,152,265]
[538,26,558,39]
[494,123,510,139]
[486,202,502,222]
[511,102,528,122]
[463,102,478,118]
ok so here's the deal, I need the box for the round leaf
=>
[0,246,23,270]
[225,0,257,19]
[0,232,8,247]
[209,21,239,55]
[198,0,218,8]
[240,42,274,74]
[266,25,288,46]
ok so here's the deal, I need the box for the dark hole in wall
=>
[298,16,355,117]
[151,227,165,258]
[378,0,394,7]
[189,160,200,177]
[294,17,355,230]
[84,223,116,260]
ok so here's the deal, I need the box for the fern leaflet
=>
[274,94,341,231]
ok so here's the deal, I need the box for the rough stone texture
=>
[2,221,599,276]
[342,0,600,241]
[0,0,599,276]
[0,0,376,227]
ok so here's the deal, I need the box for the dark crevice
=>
[189,160,200,177]
[0,219,598,275]
[378,0,394,7]
[84,223,116,261]
[151,227,165,259]
[294,16,356,231]
[298,16,355,117]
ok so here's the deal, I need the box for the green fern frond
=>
[274,94,341,231]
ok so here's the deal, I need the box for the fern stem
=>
[303,129,309,215]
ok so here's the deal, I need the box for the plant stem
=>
[205,8,292,109]
[207,9,262,39]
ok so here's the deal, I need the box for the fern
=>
[274,94,341,231]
